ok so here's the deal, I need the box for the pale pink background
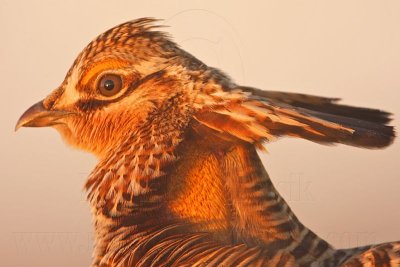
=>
[1,1,399,266]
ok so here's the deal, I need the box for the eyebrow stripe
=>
[80,59,131,86]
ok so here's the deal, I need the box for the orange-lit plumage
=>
[16,18,399,266]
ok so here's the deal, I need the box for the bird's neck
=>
[87,125,306,237]
[86,126,336,265]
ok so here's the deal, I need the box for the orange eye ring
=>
[98,74,123,97]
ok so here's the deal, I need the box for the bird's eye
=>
[98,74,123,97]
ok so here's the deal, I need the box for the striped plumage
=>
[16,18,399,266]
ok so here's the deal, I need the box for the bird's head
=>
[16,18,204,159]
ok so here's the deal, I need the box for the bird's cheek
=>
[51,115,90,151]
[64,113,116,157]
[53,123,78,149]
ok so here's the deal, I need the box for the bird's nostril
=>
[43,99,55,110]
[43,87,64,110]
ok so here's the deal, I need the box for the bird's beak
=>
[15,100,72,131]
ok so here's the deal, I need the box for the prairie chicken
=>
[16,18,399,266]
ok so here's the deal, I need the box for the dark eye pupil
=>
[98,74,122,97]
[103,80,115,91]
